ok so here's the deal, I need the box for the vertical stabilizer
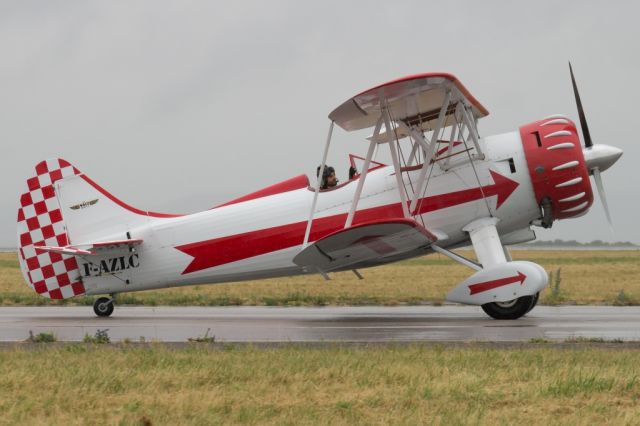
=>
[17,159,85,299]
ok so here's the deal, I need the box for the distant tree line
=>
[525,239,638,247]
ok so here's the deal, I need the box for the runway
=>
[2,305,640,343]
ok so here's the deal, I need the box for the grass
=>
[1,345,640,424]
[26,331,57,343]
[563,336,625,344]
[546,267,567,305]
[1,250,640,306]
[83,329,111,344]
[188,328,216,343]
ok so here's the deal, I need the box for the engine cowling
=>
[519,116,594,227]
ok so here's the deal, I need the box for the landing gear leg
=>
[93,296,114,317]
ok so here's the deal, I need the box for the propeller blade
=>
[592,168,613,232]
[569,62,594,148]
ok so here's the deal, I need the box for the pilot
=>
[316,165,338,189]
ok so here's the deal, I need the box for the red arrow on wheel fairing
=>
[468,272,527,295]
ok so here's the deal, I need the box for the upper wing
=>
[293,218,437,272]
[329,73,488,133]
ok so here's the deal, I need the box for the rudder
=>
[17,159,85,299]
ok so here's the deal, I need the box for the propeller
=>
[592,168,612,231]
[569,62,593,148]
[569,62,622,230]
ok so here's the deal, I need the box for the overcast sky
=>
[1,1,638,247]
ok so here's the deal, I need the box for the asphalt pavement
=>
[2,305,640,343]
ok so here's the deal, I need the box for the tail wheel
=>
[481,295,534,320]
[93,297,114,317]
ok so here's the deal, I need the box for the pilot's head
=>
[317,165,338,189]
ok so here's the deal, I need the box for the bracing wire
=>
[414,122,447,223]
[397,138,417,198]
[386,105,413,209]
[457,109,493,217]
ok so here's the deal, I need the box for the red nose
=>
[519,116,594,222]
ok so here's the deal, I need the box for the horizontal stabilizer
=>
[293,218,437,272]
[35,238,143,257]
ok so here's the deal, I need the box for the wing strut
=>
[460,104,484,160]
[443,110,460,169]
[406,141,420,166]
[406,93,425,167]
[407,90,452,214]
[303,121,334,247]
[344,131,378,228]
[382,104,411,219]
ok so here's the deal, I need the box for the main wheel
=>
[525,292,540,314]
[93,297,114,317]
[481,295,534,320]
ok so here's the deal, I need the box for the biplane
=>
[16,65,622,319]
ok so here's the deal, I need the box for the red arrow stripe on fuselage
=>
[468,272,526,295]
[175,170,519,274]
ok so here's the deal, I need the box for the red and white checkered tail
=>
[17,159,85,299]
[18,158,176,299]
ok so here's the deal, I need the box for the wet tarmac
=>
[2,305,640,343]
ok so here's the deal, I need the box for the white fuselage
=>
[81,131,540,296]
